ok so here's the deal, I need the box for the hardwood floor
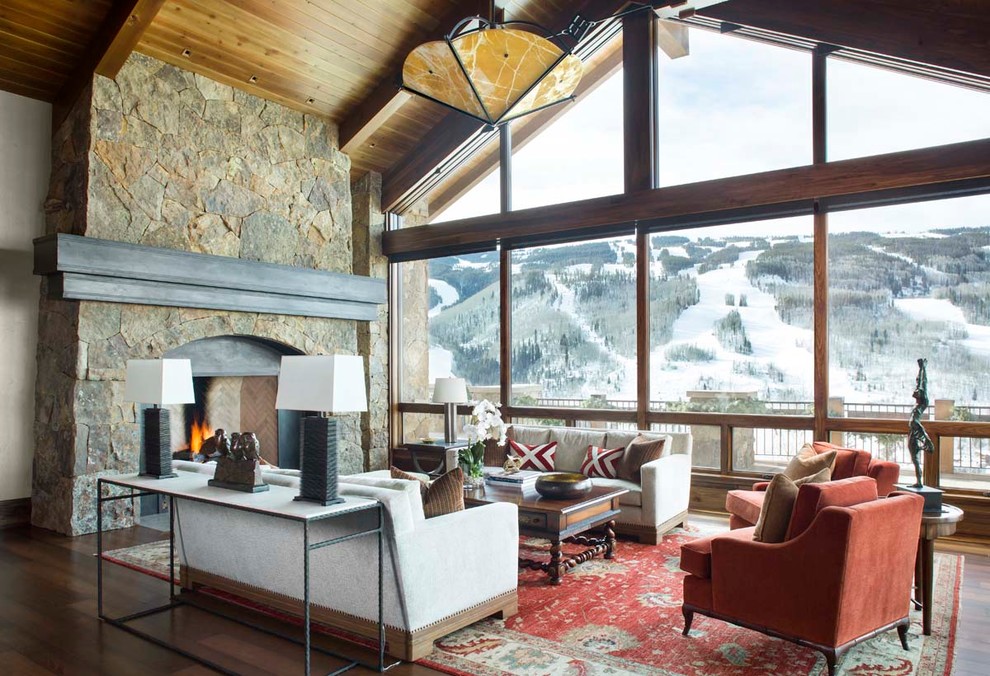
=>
[0,517,987,675]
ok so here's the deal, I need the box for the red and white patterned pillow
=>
[581,445,625,479]
[507,440,557,472]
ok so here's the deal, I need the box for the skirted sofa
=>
[499,424,693,544]
[725,441,900,530]
[170,460,519,661]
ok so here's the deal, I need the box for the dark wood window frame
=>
[387,17,990,539]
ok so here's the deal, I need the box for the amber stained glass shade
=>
[403,28,583,126]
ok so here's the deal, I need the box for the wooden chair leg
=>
[898,622,909,650]
[682,607,694,636]
[823,649,837,676]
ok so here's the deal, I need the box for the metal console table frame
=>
[97,473,399,675]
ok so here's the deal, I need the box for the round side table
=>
[916,504,963,636]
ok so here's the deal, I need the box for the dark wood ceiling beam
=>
[700,0,990,78]
[382,136,990,259]
[380,0,635,212]
[339,0,489,156]
[53,0,166,126]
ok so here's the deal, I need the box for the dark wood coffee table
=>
[464,483,628,585]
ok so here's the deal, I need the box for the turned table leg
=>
[548,539,564,586]
[604,520,616,560]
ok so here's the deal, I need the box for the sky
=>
[433,27,990,236]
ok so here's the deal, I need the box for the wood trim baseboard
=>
[181,566,518,661]
[0,498,31,529]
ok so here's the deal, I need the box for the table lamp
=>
[432,377,468,444]
[124,359,195,479]
[276,355,367,506]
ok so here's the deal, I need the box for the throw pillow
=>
[390,466,465,519]
[618,435,666,483]
[581,445,625,479]
[390,466,428,499]
[783,443,837,481]
[422,467,465,519]
[508,439,557,472]
[753,467,832,543]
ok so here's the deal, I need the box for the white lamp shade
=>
[124,359,195,405]
[432,377,469,404]
[276,355,367,413]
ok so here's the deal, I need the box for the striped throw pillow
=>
[507,439,557,472]
[581,445,625,479]
[391,466,464,518]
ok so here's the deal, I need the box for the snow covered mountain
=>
[426,227,990,407]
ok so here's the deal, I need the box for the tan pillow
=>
[618,435,666,483]
[390,466,465,518]
[753,467,831,543]
[783,443,837,481]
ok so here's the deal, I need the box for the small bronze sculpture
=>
[199,428,228,460]
[208,428,269,493]
[908,358,935,488]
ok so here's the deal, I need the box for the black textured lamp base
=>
[296,416,343,506]
[896,483,944,514]
[140,407,177,479]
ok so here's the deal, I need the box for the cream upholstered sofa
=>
[503,425,693,544]
[170,461,518,661]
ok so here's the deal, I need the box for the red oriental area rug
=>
[419,531,960,676]
[102,528,960,676]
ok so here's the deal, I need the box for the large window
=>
[511,69,623,209]
[398,251,500,440]
[393,19,990,497]
[657,28,811,186]
[649,217,815,470]
[828,196,990,486]
[510,236,637,408]
[827,58,990,162]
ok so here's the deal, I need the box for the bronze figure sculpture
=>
[908,358,935,488]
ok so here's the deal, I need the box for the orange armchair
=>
[726,441,901,530]
[681,479,923,676]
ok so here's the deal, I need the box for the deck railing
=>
[524,397,990,473]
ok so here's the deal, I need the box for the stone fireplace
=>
[32,53,389,536]
[164,336,303,468]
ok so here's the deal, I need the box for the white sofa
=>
[170,460,519,661]
[505,425,693,544]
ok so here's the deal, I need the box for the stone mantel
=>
[34,233,385,321]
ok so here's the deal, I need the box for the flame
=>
[189,415,211,454]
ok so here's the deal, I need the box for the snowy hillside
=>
[426,227,990,406]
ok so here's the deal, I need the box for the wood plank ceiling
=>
[0,0,114,101]
[1,1,988,210]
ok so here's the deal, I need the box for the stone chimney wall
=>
[33,53,386,535]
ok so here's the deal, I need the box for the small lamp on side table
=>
[432,377,468,444]
[276,355,367,506]
[124,359,195,479]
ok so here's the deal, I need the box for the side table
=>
[915,504,964,636]
[391,442,463,478]
[97,472,395,674]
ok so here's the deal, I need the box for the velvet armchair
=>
[681,478,924,675]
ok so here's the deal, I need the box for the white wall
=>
[0,91,50,501]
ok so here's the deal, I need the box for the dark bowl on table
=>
[534,472,593,500]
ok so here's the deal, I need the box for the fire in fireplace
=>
[162,336,304,469]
